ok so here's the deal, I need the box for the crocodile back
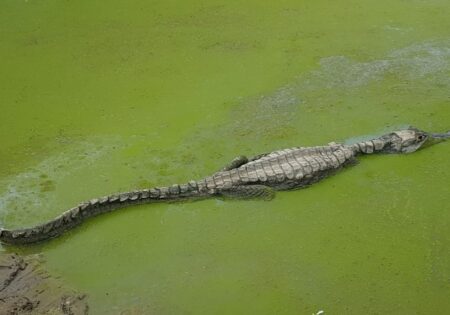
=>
[208,145,356,190]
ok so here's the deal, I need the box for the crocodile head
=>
[378,127,450,154]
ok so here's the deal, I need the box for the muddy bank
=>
[0,253,88,314]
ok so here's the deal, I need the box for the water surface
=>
[1,0,449,314]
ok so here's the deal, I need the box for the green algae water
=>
[1,0,450,313]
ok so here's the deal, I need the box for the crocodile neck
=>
[350,135,397,155]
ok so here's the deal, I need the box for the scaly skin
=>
[1,127,448,245]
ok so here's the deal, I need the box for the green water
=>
[1,0,449,314]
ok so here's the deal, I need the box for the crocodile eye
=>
[416,134,425,141]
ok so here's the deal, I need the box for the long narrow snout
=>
[423,131,450,148]
[431,131,450,140]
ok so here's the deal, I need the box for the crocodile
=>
[1,127,449,245]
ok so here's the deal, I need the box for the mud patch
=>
[0,253,88,314]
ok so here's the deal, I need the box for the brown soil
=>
[0,253,88,314]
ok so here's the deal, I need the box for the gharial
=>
[1,127,449,245]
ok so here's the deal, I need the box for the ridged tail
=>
[0,181,207,245]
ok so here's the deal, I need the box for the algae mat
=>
[1,0,449,314]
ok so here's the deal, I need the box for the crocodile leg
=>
[220,152,274,171]
[218,185,275,200]
[220,156,249,171]
[248,152,275,161]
